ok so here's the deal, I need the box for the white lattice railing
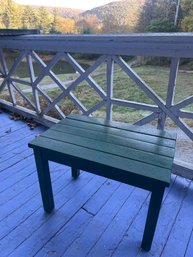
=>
[0,33,193,178]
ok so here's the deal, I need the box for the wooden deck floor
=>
[0,111,192,257]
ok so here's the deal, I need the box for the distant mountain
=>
[16,0,144,20]
[23,5,84,18]
[45,7,84,19]
[82,0,145,21]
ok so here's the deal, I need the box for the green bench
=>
[28,114,176,251]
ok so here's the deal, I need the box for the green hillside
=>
[29,5,84,18]
[82,0,145,32]
[45,7,84,19]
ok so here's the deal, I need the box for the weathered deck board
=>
[135,176,191,257]
[87,186,149,257]
[0,111,192,257]
[6,175,105,256]
[185,231,193,257]
[161,181,193,257]
[0,126,44,155]
[0,119,27,136]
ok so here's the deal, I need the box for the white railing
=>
[0,33,193,178]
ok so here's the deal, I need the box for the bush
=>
[147,18,177,32]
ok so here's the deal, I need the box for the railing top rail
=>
[1,32,193,41]
[1,33,193,58]
[0,29,40,36]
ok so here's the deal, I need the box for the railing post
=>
[157,57,179,130]
[26,50,41,114]
[166,58,180,107]
[106,56,114,121]
[0,49,16,105]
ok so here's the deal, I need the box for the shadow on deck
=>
[0,111,192,257]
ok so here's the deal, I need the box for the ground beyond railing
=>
[0,33,193,178]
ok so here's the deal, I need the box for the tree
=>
[36,7,53,33]
[55,17,75,34]
[0,0,6,28]
[75,15,102,34]
[101,1,144,33]
[1,0,22,28]
[180,0,193,15]
[137,0,177,32]
[102,13,130,33]
[180,0,193,31]
[181,10,193,31]
[49,8,76,34]
[21,6,39,29]
[50,8,61,33]
[148,18,177,32]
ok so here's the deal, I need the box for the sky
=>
[14,0,120,10]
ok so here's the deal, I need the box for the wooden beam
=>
[0,99,58,127]
[106,56,113,121]
[31,51,87,114]
[0,29,40,36]
[1,33,193,58]
[173,159,193,180]
[158,58,179,130]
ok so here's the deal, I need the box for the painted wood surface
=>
[0,111,192,256]
[0,29,40,36]
[29,114,176,187]
[1,33,193,57]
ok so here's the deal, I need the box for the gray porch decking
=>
[0,111,192,257]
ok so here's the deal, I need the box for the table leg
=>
[71,167,80,179]
[34,149,54,213]
[141,187,165,251]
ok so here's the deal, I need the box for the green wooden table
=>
[29,114,176,251]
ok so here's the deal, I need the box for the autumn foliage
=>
[0,0,192,33]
